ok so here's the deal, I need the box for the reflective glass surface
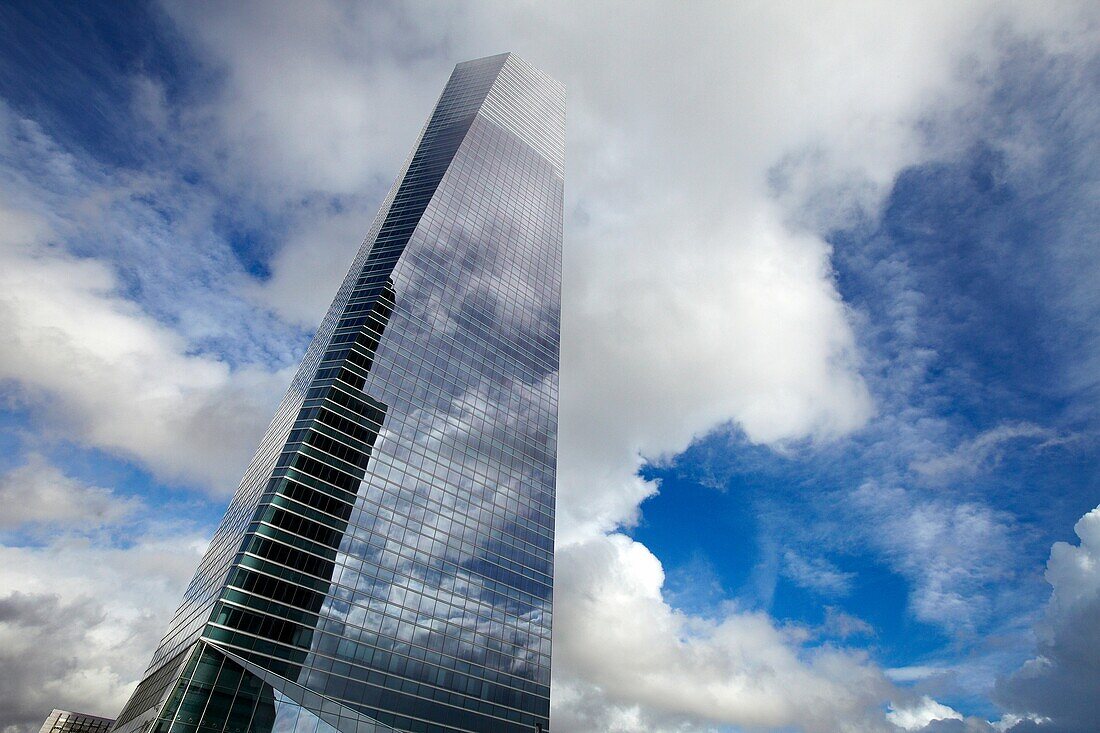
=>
[39,711,115,733]
[113,53,563,733]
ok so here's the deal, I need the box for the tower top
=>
[451,52,565,177]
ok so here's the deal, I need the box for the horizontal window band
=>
[249,518,339,561]
[270,466,361,508]
[223,566,326,616]
[241,534,336,580]
[287,424,372,460]
[210,603,315,649]
[258,505,344,549]
[212,593,320,630]
[236,553,333,595]
[293,405,384,444]
[276,452,362,493]
[287,440,368,479]
[268,476,357,513]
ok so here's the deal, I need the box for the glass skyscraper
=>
[111,53,562,733]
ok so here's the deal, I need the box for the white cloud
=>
[243,201,374,326]
[145,1,1098,544]
[888,696,964,731]
[783,551,856,597]
[912,423,1069,480]
[821,607,876,640]
[158,0,456,203]
[555,202,874,541]
[0,592,133,730]
[554,534,894,733]
[0,200,289,493]
[0,454,140,529]
[1044,507,1100,612]
[992,714,1049,732]
[849,482,1015,632]
[997,506,1100,732]
[887,666,951,684]
[0,519,208,733]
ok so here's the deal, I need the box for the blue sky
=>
[637,39,1100,716]
[1,3,1098,733]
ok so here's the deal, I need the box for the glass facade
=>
[39,710,115,733]
[111,53,563,733]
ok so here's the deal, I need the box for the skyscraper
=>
[112,53,562,733]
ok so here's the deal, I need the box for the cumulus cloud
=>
[915,719,999,733]
[144,2,1089,540]
[158,0,455,203]
[243,202,374,325]
[0,517,208,733]
[0,454,140,529]
[0,592,127,731]
[0,200,288,493]
[888,698,1041,733]
[555,204,873,540]
[996,506,1100,732]
[889,696,964,731]
[151,0,884,542]
[553,534,893,733]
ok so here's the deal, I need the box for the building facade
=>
[39,710,115,733]
[111,53,562,733]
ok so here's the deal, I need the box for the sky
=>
[0,1,1098,732]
